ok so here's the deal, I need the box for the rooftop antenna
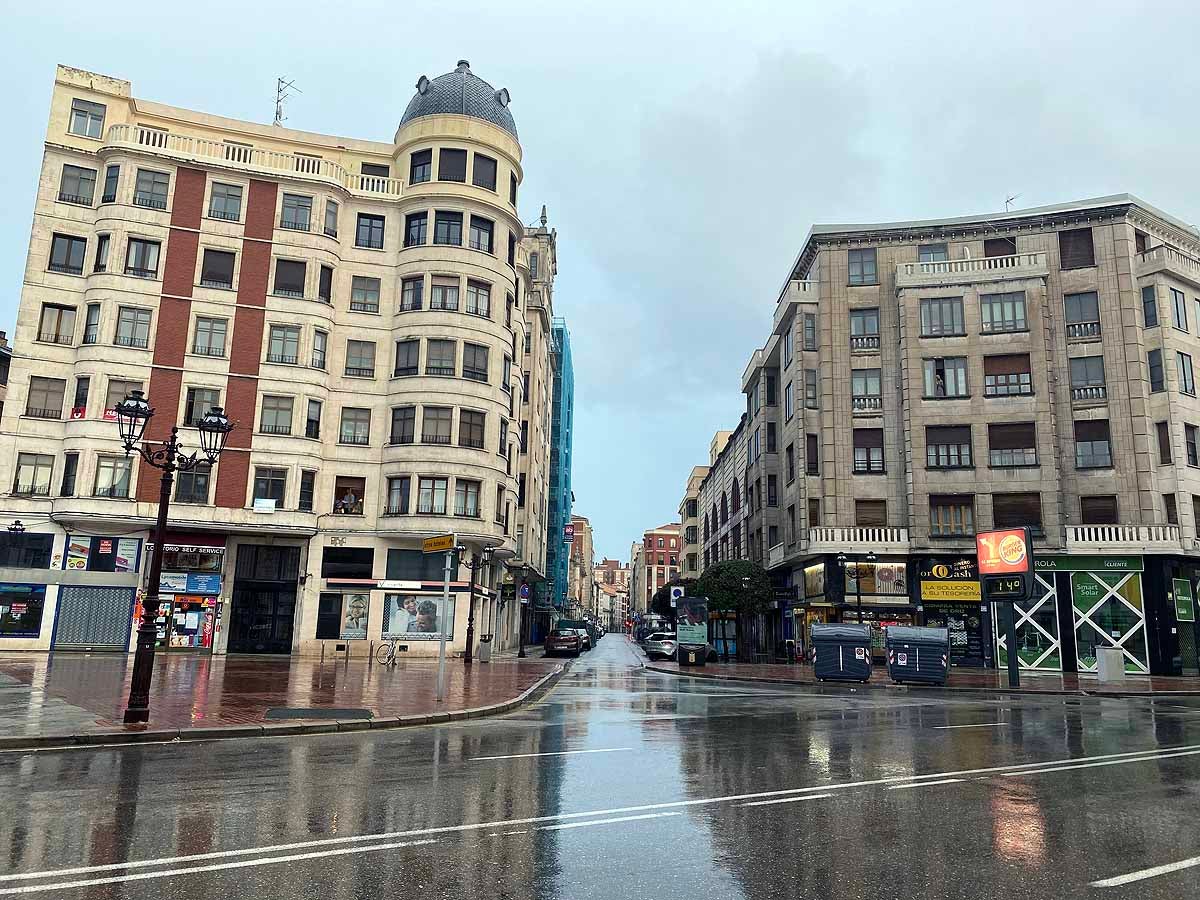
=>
[1005,193,1021,213]
[273,77,302,127]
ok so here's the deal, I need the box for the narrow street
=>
[1,636,1199,899]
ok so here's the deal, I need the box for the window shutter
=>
[988,422,1036,450]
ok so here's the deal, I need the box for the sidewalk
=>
[0,651,565,749]
[643,658,1200,697]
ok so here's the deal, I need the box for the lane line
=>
[471,746,631,761]
[1002,747,1200,777]
[934,723,1009,730]
[887,778,964,790]
[0,839,439,897]
[539,812,680,831]
[1091,855,1200,888]
[6,742,1199,885]
[740,793,833,808]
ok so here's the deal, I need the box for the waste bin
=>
[885,626,949,685]
[1096,646,1125,682]
[678,644,707,667]
[811,624,872,682]
[478,634,493,663]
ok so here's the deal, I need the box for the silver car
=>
[643,632,678,660]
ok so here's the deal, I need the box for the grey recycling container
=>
[886,626,949,685]
[811,623,872,682]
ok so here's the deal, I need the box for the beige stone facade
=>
[566,514,594,616]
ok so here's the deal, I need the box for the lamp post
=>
[515,564,531,658]
[463,546,511,665]
[114,390,233,724]
[837,549,877,630]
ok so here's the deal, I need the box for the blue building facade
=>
[545,317,574,610]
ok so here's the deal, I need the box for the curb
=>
[0,663,568,752]
[642,664,1200,700]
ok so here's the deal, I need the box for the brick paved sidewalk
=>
[0,651,563,747]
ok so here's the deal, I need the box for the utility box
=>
[886,626,950,685]
[811,624,872,682]
[1096,647,1126,682]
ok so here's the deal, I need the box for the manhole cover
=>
[265,708,373,720]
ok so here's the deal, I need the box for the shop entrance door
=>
[228,586,295,654]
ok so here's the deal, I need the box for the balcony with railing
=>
[773,278,819,331]
[808,526,911,555]
[1071,384,1107,404]
[1137,244,1200,287]
[850,333,880,351]
[767,543,786,570]
[37,331,73,345]
[104,124,405,200]
[1065,524,1184,554]
[895,252,1049,288]
[852,395,882,414]
[1066,320,1101,340]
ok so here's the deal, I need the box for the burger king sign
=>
[975,527,1033,602]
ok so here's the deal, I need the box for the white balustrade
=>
[1137,245,1200,281]
[1065,524,1182,550]
[896,252,1048,286]
[807,527,910,552]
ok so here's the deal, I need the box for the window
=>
[785,444,796,482]
[984,237,1017,257]
[849,308,880,350]
[1164,493,1179,525]
[782,381,794,421]
[1080,496,1118,525]
[524,332,531,354]
[434,211,463,245]
[855,499,887,527]
[299,470,316,512]
[115,307,152,348]
[133,170,169,209]
[339,408,371,445]
[983,354,1032,397]
[1066,356,1106,403]
[324,199,339,238]
[766,422,777,453]
[390,406,416,444]
[848,248,877,285]
[356,213,385,249]
[510,172,518,205]
[418,477,449,514]
[91,456,132,499]
[49,234,86,274]
[923,357,968,398]
[1142,285,1159,327]
[785,506,796,544]
[988,422,1037,467]
[101,165,119,203]
[803,313,817,351]
[200,249,235,288]
[401,276,424,311]
[806,434,819,476]
[82,304,100,344]
[522,371,530,399]
[60,452,78,497]
[394,339,419,377]
[184,387,219,426]
[405,212,428,247]
[93,234,110,273]
[919,243,949,262]
[410,149,432,184]
[438,148,467,182]
[68,98,105,138]
[496,486,508,529]
[472,154,498,190]
[466,280,491,317]
[993,492,1043,534]
[1189,424,1200,467]
[520,419,529,452]
[926,425,972,469]
[808,498,820,526]
[385,476,410,515]
[350,276,380,313]
[853,429,884,473]
[1157,421,1173,464]
[980,291,1027,333]
[426,340,456,376]
[454,479,482,517]
[124,238,160,278]
[259,395,293,434]
[1062,291,1101,339]
[1059,227,1095,269]
[104,379,141,416]
[463,343,489,382]
[267,325,300,364]
[930,496,974,536]
[1074,420,1112,469]
[850,369,880,411]
[38,304,76,344]
[272,259,306,297]
[508,234,517,268]
[422,407,453,444]
[919,297,965,336]
[305,399,322,439]
[312,330,328,369]
[805,369,819,409]
[1172,288,1189,332]
[72,376,89,417]
[280,193,312,231]
[499,418,509,456]
[530,252,540,278]
[1149,349,1165,393]
[209,182,242,221]
[1180,352,1196,395]
[431,276,460,311]
[318,265,333,303]
[783,328,794,367]
[345,341,376,377]
[459,410,486,449]
[59,164,96,205]
[361,162,390,178]
[13,453,53,495]
[468,216,494,253]
[175,464,211,504]
[253,468,287,505]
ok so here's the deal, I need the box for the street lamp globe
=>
[115,390,154,452]
[196,406,234,463]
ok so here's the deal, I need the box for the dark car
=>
[545,628,582,657]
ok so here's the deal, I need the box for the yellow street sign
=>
[422,533,456,554]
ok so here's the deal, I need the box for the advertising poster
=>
[382,593,454,640]
[339,593,370,640]
[676,596,708,646]
[65,539,90,570]
[160,573,188,592]
[845,562,907,596]
[116,539,141,573]
[0,584,47,638]
[803,563,825,599]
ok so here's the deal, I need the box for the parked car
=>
[557,619,597,648]
[643,632,678,660]
[574,628,592,651]
[544,628,583,657]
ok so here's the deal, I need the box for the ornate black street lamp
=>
[514,564,532,658]
[115,390,233,724]
[463,546,512,665]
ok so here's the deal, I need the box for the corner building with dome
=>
[0,62,563,658]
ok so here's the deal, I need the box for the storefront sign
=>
[160,573,189,592]
[160,572,221,595]
[919,557,981,602]
[563,523,575,543]
[382,593,454,640]
[1034,555,1142,572]
[976,528,1033,602]
[676,596,708,645]
[339,593,369,640]
[65,536,143,573]
[846,561,907,597]
[1174,578,1196,623]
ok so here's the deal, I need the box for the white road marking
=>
[0,839,439,897]
[934,723,1009,730]
[1002,747,1200,777]
[739,793,833,807]
[887,778,964,790]
[1091,854,1200,888]
[539,812,680,831]
[5,742,1198,886]
[471,746,631,761]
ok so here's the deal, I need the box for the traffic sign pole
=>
[436,549,451,702]
[1003,600,1020,688]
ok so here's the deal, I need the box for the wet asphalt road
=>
[1,637,1200,899]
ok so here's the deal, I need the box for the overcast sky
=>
[5,0,1200,561]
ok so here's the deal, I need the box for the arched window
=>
[720,493,729,524]
[731,478,741,511]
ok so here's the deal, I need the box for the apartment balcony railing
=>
[851,333,880,351]
[895,252,1049,288]
[1065,524,1183,554]
[1071,385,1107,403]
[767,543,786,570]
[37,332,73,345]
[807,526,910,555]
[852,395,882,413]
[105,124,404,200]
[1066,321,1101,340]
[1137,245,1200,286]
[773,279,818,331]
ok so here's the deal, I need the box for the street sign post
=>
[976,527,1034,688]
[423,533,456,702]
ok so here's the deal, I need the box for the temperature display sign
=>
[975,527,1033,602]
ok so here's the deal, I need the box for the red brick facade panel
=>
[170,168,206,231]
[161,230,198,301]
[153,297,192,367]
[222,375,259,451]
[214,449,250,509]
[228,307,264,379]
[236,240,271,310]
[244,180,278,241]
